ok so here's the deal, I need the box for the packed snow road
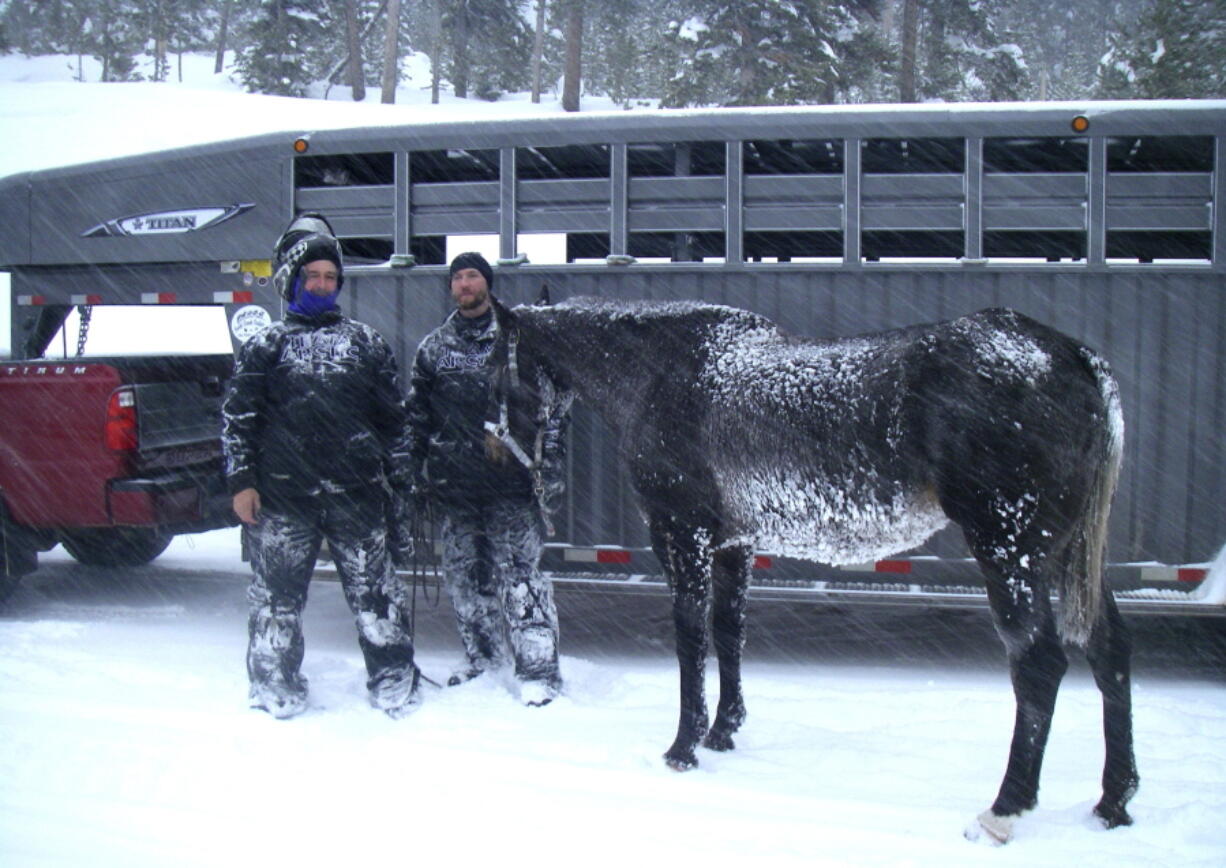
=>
[1,529,1223,867]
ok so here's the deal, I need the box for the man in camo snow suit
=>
[222,212,421,720]
[405,252,570,706]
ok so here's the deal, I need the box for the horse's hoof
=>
[702,730,736,752]
[966,810,1013,845]
[663,750,698,771]
[1093,802,1134,830]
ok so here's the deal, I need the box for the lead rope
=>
[407,495,442,689]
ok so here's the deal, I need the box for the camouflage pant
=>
[247,497,417,704]
[439,497,560,684]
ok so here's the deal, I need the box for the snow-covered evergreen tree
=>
[439,0,530,100]
[236,0,336,96]
[660,0,865,107]
[558,0,667,107]
[1097,0,1225,99]
[909,0,1024,102]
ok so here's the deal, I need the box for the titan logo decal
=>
[83,204,255,237]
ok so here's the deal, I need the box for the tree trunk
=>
[155,37,167,82]
[736,21,754,105]
[431,0,442,103]
[345,0,366,101]
[531,0,547,103]
[452,1,471,99]
[214,0,231,74]
[562,0,582,112]
[899,0,918,102]
[382,0,402,103]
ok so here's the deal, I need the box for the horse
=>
[483,295,1137,843]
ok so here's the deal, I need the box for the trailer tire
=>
[61,528,173,567]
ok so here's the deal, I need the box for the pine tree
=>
[660,1,868,107]
[92,0,144,81]
[235,0,337,96]
[1098,0,1225,99]
[912,0,1025,102]
[440,0,530,100]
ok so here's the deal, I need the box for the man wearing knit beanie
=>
[402,252,569,706]
[222,212,422,720]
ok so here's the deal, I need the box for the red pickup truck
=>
[0,353,238,601]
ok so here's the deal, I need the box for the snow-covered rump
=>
[1,529,1224,866]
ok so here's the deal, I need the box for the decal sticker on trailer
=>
[230,305,272,342]
[82,204,255,237]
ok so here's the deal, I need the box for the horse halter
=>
[482,322,557,537]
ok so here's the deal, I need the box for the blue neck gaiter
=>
[288,277,339,317]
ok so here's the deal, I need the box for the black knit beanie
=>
[449,251,494,290]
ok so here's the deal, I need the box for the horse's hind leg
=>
[984,571,1067,823]
[1085,590,1139,828]
[703,544,751,752]
[650,516,714,771]
[962,530,1068,842]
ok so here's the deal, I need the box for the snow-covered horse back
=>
[493,296,1136,842]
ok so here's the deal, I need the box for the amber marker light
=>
[1071,115,1090,133]
[293,136,310,153]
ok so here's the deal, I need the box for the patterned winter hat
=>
[448,251,494,290]
[273,212,345,300]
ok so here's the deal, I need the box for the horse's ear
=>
[536,283,552,306]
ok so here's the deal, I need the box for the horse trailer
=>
[2,100,1224,614]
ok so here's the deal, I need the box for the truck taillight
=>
[106,388,138,451]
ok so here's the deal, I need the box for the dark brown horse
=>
[485,296,1136,843]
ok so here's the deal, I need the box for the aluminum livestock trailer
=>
[3,101,1224,614]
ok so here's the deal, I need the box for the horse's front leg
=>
[703,544,751,752]
[652,520,714,771]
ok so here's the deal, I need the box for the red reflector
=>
[105,389,138,451]
[158,292,177,304]
[234,290,254,303]
[753,555,772,569]
[1177,568,1207,583]
[875,560,912,574]
[596,549,631,564]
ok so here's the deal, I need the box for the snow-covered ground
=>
[2,528,1225,867]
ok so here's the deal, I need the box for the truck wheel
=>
[61,528,173,567]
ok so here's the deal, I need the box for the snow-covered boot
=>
[371,665,422,719]
[519,674,562,707]
[250,677,309,720]
[447,657,497,687]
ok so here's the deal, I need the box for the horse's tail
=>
[1058,348,1124,646]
